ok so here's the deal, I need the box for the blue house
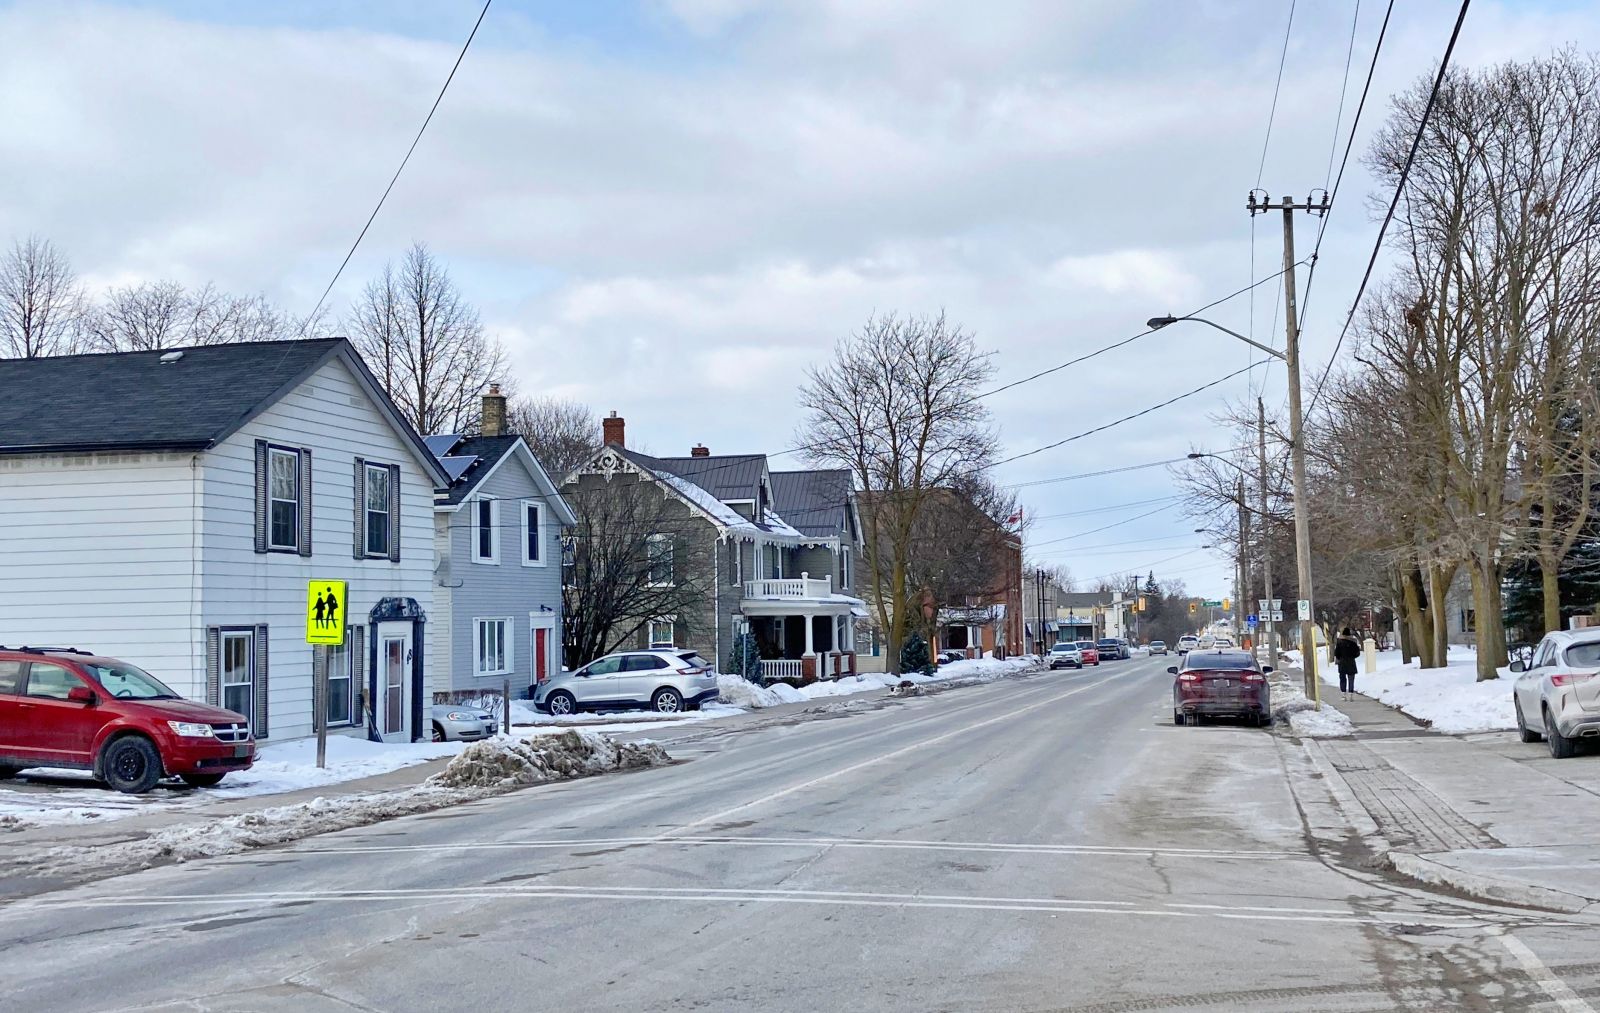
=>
[428,386,576,700]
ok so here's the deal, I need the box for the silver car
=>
[430,703,498,742]
[533,649,719,715]
[1511,629,1600,758]
[1048,643,1084,669]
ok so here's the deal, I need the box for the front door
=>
[383,636,405,736]
[12,662,107,765]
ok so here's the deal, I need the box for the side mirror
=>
[1167,666,1179,676]
[1509,660,1525,673]
[67,685,97,705]
[1262,666,1274,675]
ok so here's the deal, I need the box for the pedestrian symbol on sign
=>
[305,579,348,645]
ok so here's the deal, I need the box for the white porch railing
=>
[744,574,833,599]
[763,659,803,681]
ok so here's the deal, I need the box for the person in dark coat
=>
[1334,627,1362,700]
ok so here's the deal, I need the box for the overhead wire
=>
[1248,0,1299,403]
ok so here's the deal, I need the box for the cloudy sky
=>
[3,0,1594,598]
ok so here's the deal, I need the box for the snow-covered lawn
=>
[1318,646,1515,734]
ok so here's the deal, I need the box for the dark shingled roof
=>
[647,453,766,502]
[430,434,523,506]
[770,469,854,537]
[0,338,346,454]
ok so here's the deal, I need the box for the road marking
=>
[1489,926,1596,1012]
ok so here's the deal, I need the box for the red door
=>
[534,628,549,684]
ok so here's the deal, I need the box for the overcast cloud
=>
[3,0,1594,593]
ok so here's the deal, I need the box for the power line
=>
[1027,495,1183,523]
[1002,459,1190,491]
[298,0,494,334]
[1255,0,1298,189]
[1033,532,1197,558]
[1323,0,1363,194]
[1026,503,1181,549]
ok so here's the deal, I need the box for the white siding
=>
[429,510,453,699]
[200,356,435,740]
[0,451,204,692]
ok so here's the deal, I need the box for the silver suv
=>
[533,649,718,716]
[1511,628,1600,758]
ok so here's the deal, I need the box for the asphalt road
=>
[4,655,1598,1012]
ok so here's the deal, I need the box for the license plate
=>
[234,744,252,758]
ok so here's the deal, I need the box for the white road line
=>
[1490,926,1596,1013]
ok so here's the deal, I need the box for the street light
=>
[1152,313,1307,687]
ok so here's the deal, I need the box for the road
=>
[3,655,1598,1011]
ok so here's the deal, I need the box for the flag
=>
[1006,507,1023,528]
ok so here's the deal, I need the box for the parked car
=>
[430,703,499,742]
[1096,638,1128,661]
[1170,650,1273,727]
[1149,640,1168,656]
[1177,635,1199,655]
[0,646,255,794]
[1213,637,1235,649]
[532,649,718,715]
[1048,643,1084,669]
[1510,628,1600,758]
[1074,640,1101,666]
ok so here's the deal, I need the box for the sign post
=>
[306,579,347,770]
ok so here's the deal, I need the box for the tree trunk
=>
[1404,565,1432,668]
[1471,557,1508,681]
[1426,562,1455,670]
[1540,555,1562,636]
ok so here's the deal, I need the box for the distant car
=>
[1074,640,1100,666]
[430,703,498,742]
[1149,640,1168,656]
[1213,637,1235,649]
[1048,643,1084,670]
[1171,649,1273,727]
[1511,628,1600,758]
[0,646,255,793]
[1197,635,1216,650]
[533,649,718,715]
[1096,638,1128,661]
[1177,636,1199,655]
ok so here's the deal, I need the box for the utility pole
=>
[1248,191,1328,704]
[1236,476,1247,648]
[1259,396,1278,671]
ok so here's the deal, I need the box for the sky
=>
[3,0,1596,600]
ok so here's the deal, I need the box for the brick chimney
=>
[691,444,710,457]
[602,410,625,447]
[481,383,507,437]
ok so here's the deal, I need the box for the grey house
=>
[428,388,576,698]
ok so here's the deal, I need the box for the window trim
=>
[266,445,302,553]
[362,462,392,558]
[473,617,513,677]
[646,532,674,587]
[521,500,546,568]
[326,627,356,727]
[648,616,676,649]
[220,628,256,728]
[473,497,500,564]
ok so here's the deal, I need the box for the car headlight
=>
[167,721,215,738]
[445,711,474,721]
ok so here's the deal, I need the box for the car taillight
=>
[1242,671,1265,682]
[1178,672,1201,682]
[680,667,707,676]
[1550,671,1596,687]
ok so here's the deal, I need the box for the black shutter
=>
[387,463,402,562]
[298,448,314,557]
[350,625,366,728]
[205,627,221,705]
[353,457,366,558]
[253,623,269,739]
[253,440,269,554]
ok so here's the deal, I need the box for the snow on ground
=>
[508,699,737,735]
[716,656,1039,709]
[1268,670,1355,738]
[1318,646,1515,733]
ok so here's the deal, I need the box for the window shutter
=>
[352,457,366,559]
[387,463,402,562]
[349,625,366,727]
[253,440,269,554]
[297,447,314,557]
[205,627,221,706]
[253,623,270,739]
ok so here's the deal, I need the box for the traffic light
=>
[1137,596,1147,612]
[1223,597,1231,613]
[1188,602,1197,615]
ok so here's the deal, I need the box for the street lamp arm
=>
[1147,315,1287,363]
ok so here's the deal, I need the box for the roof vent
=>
[159,350,184,364]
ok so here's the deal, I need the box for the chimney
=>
[691,444,710,458]
[481,383,507,438]
[603,410,625,447]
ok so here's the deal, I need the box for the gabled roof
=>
[590,446,801,539]
[770,469,854,538]
[429,432,577,525]
[0,338,447,484]
[649,453,766,502]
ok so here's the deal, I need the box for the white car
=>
[1048,643,1084,669]
[1511,629,1600,758]
[1177,636,1199,655]
[1213,637,1234,649]
[1197,635,1216,650]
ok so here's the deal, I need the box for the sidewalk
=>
[1293,673,1600,914]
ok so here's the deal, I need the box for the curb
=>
[1386,851,1597,915]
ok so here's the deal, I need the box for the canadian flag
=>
[1006,507,1023,528]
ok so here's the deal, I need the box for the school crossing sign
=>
[305,579,348,645]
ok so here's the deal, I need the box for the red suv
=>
[0,647,256,793]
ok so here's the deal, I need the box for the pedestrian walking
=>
[1334,627,1361,701]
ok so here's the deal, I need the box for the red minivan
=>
[1171,649,1274,727]
[0,647,256,793]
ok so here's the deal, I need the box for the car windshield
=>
[1076,642,1095,650]
[1151,642,1165,647]
[1050,644,1073,652]
[1182,653,1258,671]
[83,662,180,700]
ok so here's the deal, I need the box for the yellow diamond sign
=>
[305,579,348,645]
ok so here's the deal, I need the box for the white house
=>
[0,338,448,743]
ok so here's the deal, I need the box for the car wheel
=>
[431,722,447,743]
[547,691,577,717]
[1545,707,1577,759]
[652,687,684,713]
[0,765,17,780]
[1515,700,1542,743]
[1173,708,1185,726]
[180,772,227,788]
[102,736,163,794]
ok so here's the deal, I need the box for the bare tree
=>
[508,396,601,479]
[347,243,509,435]
[896,476,1022,652]
[0,236,85,358]
[83,281,294,351]
[798,311,998,673]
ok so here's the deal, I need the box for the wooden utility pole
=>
[1259,397,1278,671]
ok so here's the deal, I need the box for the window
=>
[648,618,675,648]
[222,631,254,722]
[364,464,391,557]
[583,656,623,676]
[475,618,510,675]
[561,534,576,588]
[623,655,669,672]
[268,448,301,550]
[475,498,499,563]
[1463,609,1476,633]
[522,501,544,566]
[647,533,673,586]
[840,547,851,589]
[1565,642,1600,668]
[25,663,80,700]
[327,632,353,726]
[0,660,23,694]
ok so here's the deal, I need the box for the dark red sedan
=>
[1170,650,1273,727]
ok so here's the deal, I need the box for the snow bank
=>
[715,656,1039,709]
[429,729,670,789]
[1269,670,1355,738]
[1319,647,1514,733]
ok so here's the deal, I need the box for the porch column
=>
[803,613,815,656]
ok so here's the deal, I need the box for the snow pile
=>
[509,699,732,733]
[715,656,1039,709]
[1269,670,1355,738]
[1320,647,1515,733]
[428,730,670,789]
